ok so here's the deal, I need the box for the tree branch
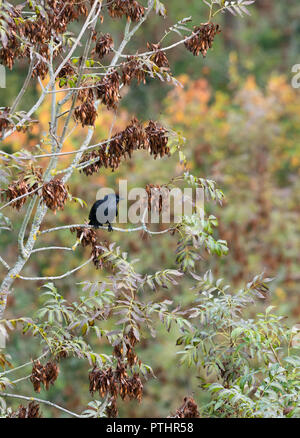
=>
[17,257,93,281]
[10,55,34,115]
[0,393,82,418]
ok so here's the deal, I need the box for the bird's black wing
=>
[88,202,97,222]
[89,200,103,225]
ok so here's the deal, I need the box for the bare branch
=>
[39,223,172,235]
[0,255,10,270]
[17,257,93,281]
[10,55,35,115]
[0,187,41,212]
[0,393,82,418]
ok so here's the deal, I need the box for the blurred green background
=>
[1,0,300,417]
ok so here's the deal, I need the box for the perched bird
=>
[89,194,121,232]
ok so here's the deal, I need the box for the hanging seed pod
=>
[44,361,59,390]
[122,57,146,86]
[30,360,59,392]
[1,178,30,210]
[77,80,95,103]
[174,397,200,418]
[74,100,97,127]
[0,108,13,133]
[70,226,97,247]
[93,33,114,59]
[107,0,145,22]
[147,42,170,69]
[58,61,76,87]
[122,117,148,157]
[30,360,46,393]
[96,71,121,110]
[41,179,68,213]
[13,402,42,418]
[145,120,169,158]
[106,396,118,418]
[184,23,221,57]
[79,150,101,176]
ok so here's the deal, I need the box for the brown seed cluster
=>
[95,138,125,171]
[89,362,143,417]
[72,50,164,124]
[113,328,139,367]
[74,100,98,127]
[122,57,146,85]
[1,167,43,209]
[42,179,68,213]
[0,4,22,70]
[0,108,13,133]
[80,118,169,175]
[74,71,121,126]
[31,44,51,80]
[71,226,97,248]
[145,120,170,158]
[184,23,221,57]
[58,61,76,86]
[0,46,15,70]
[79,150,101,176]
[70,226,108,269]
[92,33,114,59]
[147,43,170,70]
[96,71,121,110]
[55,349,69,361]
[89,328,142,417]
[1,178,30,210]
[0,1,91,72]
[145,184,170,214]
[122,117,148,156]
[174,397,200,418]
[33,60,49,81]
[23,1,88,44]
[90,244,106,269]
[10,402,42,419]
[78,80,95,103]
[1,165,44,209]
[58,62,76,79]
[106,397,118,418]
[30,360,59,393]
[107,0,145,22]
[75,78,98,127]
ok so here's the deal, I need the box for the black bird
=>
[89,194,121,232]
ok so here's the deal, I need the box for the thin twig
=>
[39,223,171,235]
[54,1,101,79]
[10,56,34,115]
[31,246,74,254]
[59,5,100,146]
[0,187,41,212]
[0,351,49,377]
[0,255,10,270]
[18,197,37,259]
[17,257,93,281]
[0,393,82,418]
